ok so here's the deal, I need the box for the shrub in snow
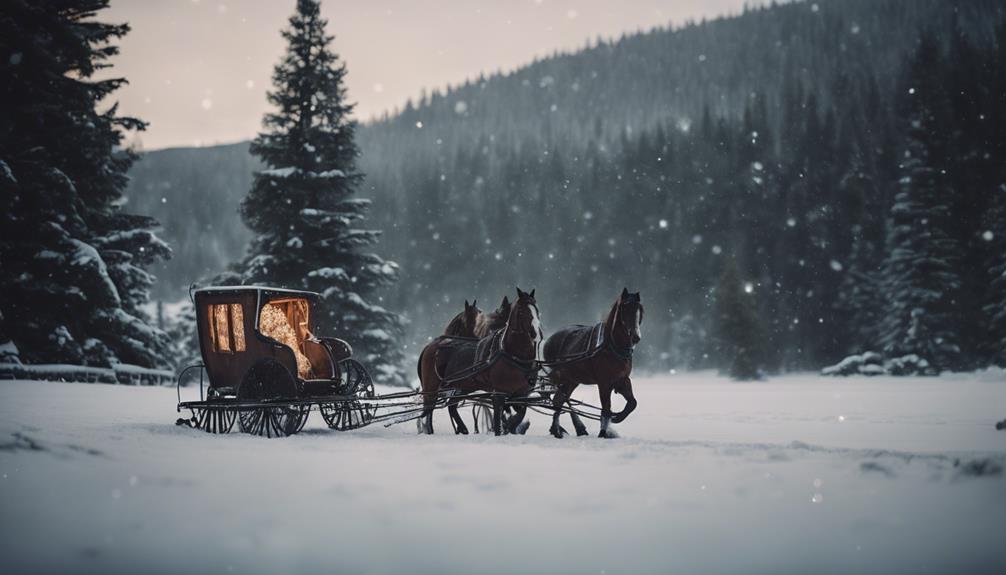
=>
[0,340,21,364]
[884,354,933,376]
[821,351,884,376]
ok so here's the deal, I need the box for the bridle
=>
[502,300,542,366]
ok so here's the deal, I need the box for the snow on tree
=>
[237,0,407,385]
[877,35,962,373]
[0,0,171,369]
[714,259,764,380]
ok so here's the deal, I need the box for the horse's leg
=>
[506,404,529,435]
[611,376,637,424]
[549,375,573,439]
[491,393,506,436]
[565,399,589,436]
[417,350,437,435]
[447,398,469,434]
[598,381,615,438]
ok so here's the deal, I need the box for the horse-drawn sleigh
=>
[176,285,641,438]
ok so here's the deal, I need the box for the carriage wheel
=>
[320,359,376,431]
[238,404,310,438]
[193,405,237,434]
[472,402,494,434]
[238,359,307,438]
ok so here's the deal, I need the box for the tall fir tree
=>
[0,0,171,368]
[239,0,406,385]
[714,258,764,380]
[877,34,962,372]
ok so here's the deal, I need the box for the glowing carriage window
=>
[208,304,246,353]
[230,304,246,350]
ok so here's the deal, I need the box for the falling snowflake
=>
[658,219,668,229]
[982,230,994,241]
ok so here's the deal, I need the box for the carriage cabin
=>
[194,286,352,394]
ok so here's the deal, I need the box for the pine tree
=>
[0,0,171,368]
[238,0,406,385]
[714,259,763,380]
[877,34,962,373]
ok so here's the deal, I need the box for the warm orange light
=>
[259,302,312,379]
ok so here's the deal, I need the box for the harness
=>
[436,308,540,387]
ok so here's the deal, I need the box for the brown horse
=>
[418,288,542,435]
[416,296,512,434]
[543,288,641,438]
[447,297,511,434]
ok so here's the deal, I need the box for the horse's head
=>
[507,288,543,360]
[488,295,511,331]
[617,287,644,346]
[463,299,482,335]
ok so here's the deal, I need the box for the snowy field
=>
[2,372,1005,575]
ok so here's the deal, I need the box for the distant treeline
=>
[126,0,1006,373]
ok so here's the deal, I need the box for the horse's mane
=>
[475,304,509,338]
[444,310,471,337]
[603,299,620,330]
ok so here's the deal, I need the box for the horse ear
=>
[516,287,525,298]
[473,299,477,308]
[621,287,630,299]
[529,289,535,298]
[501,295,510,308]
[464,299,470,310]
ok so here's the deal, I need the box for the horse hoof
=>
[598,428,619,439]
[455,424,469,435]
[515,420,530,435]
[575,426,589,437]
[551,425,568,439]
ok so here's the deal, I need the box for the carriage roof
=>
[193,285,320,302]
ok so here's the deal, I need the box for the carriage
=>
[177,286,378,437]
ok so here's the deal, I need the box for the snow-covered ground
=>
[2,371,1005,574]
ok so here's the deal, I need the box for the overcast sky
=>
[104,0,750,150]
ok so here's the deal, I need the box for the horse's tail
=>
[416,347,425,385]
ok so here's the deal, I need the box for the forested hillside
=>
[125,0,1006,374]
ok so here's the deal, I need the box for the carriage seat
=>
[302,337,352,380]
